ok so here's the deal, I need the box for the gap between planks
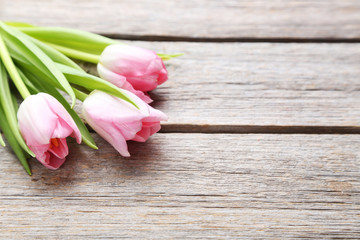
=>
[160,124,360,134]
[80,124,360,135]
[102,34,360,43]
[74,41,360,135]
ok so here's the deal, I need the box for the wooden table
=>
[1,1,360,239]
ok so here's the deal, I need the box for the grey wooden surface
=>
[2,0,360,40]
[1,0,360,239]
[79,41,360,131]
[1,134,360,239]
[126,41,360,130]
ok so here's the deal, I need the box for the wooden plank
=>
[1,0,360,40]
[0,133,359,238]
[79,41,360,130]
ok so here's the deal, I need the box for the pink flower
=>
[97,63,153,103]
[98,44,168,93]
[82,90,167,157]
[17,93,81,170]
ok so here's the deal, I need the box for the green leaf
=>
[0,59,35,157]
[10,93,19,112]
[56,63,139,109]
[72,87,89,102]
[157,53,184,61]
[5,22,35,28]
[10,51,65,91]
[17,68,42,95]
[8,39,84,100]
[0,103,31,175]
[0,131,5,147]
[42,42,100,64]
[0,30,31,99]
[0,21,76,107]
[15,26,117,55]
[19,68,98,150]
[27,36,84,71]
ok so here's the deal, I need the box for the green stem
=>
[44,42,100,64]
[0,33,31,99]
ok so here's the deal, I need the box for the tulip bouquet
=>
[0,21,179,175]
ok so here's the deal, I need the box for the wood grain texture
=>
[78,41,360,130]
[1,1,359,239]
[0,133,359,239]
[1,0,360,40]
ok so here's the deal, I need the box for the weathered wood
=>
[1,1,359,239]
[1,0,360,40]
[0,134,359,238]
[76,41,360,130]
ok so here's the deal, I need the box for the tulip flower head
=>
[97,63,153,103]
[98,44,168,92]
[82,90,167,157]
[17,93,81,169]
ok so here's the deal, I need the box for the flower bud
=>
[98,44,168,92]
[17,93,81,169]
[82,90,167,157]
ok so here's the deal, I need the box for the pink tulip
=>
[82,90,167,157]
[98,44,168,92]
[97,63,153,103]
[17,93,81,170]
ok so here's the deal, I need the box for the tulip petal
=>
[57,63,139,109]
[42,93,81,144]
[83,109,130,157]
[99,44,168,92]
[18,94,58,145]
[132,123,161,142]
[150,124,161,135]
[100,45,155,75]
[52,117,74,139]
[157,62,168,85]
[20,69,97,149]
[98,63,153,103]
[84,91,144,122]
[144,105,168,122]
[48,138,69,159]
[113,120,142,141]
[82,90,167,156]
[132,127,150,142]
[30,143,51,163]
[29,136,68,170]
[126,75,158,92]
[43,154,66,170]
[17,93,82,169]
[97,63,127,87]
